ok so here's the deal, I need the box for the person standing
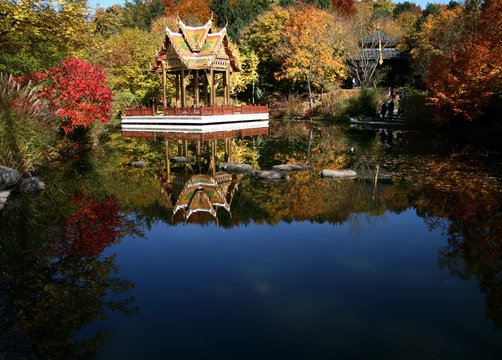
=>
[388,98,395,118]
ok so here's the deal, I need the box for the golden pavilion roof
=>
[152,18,240,73]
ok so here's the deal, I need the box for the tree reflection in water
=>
[409,153,502,329]
[0,191,140,359]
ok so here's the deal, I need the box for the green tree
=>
[88,28,162,105]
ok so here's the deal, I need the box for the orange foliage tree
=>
[331,0,356,17]
[162,0,213,24]
[427,0,502,123]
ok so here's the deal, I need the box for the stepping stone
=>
[170,156,194,164]
[320,169,357,179]
[129,161,148,168]
[252,170,290,180]
[272,164,313,172]
[219,163,254,173]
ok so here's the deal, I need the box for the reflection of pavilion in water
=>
[162,172,240,225]
[159,139,242,225]
[149,126,262,225]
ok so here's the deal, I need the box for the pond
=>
[1,120,502,359]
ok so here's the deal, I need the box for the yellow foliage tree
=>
[275,4,348,109]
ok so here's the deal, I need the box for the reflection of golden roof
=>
[173,174,230,219]
[152,18,239,72]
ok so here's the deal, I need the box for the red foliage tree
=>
[60,192,122,257]
[26,57,113,132]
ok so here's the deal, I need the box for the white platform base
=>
[121,113,269,133]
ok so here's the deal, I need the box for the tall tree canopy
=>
[0,0,93,75]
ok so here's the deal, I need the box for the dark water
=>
[1,121,502,359]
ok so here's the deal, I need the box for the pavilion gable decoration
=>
[152,17,240,108]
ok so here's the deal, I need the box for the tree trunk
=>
[307,59,314,110]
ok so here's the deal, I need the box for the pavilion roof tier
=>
[151,18,240,73]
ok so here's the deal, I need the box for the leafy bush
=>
[0,74,55,173]
[273,95,306,119]
[344,87,379,120]
[315,90,355,119]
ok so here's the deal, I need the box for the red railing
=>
[163,104,268,116]
[123,104,268,117]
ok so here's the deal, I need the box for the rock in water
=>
[170,156,194,164]
[272,164,313,172]
[0,166,21,190]
[252,170,290,180]
[320,169,357,179]
[129,161,149,168]
[219,163,254,173]
[19,177,46,193]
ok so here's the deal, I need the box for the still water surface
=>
[1,121,501,359]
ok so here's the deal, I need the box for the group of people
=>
[380,88,402,119]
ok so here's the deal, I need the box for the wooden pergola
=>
[151,17,240,108]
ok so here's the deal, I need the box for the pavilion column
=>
[210,66,215,107]
[223,68,230,106]
[181,68,186,108]
[194,70,199,107]
[161,61,167,111]
[203,73,209,106]
[175,73,180,107]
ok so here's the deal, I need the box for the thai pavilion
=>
[120,16,269,167]
[151,16,240,109]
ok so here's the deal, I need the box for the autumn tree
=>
[427,0,502,123]
[163,0,213,25]
[275,4,348,109]
[121,0,165,30]
[92,5,124,38]
[331,0,356,17]
[25,57,113,133]
[0,0,94,75]
[89,27,161,107]
[241,5,291,92]
[406,5,464,80]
